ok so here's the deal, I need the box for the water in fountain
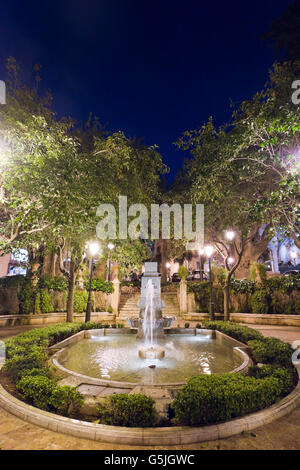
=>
[138,279,165,359]
[143,279,155,345]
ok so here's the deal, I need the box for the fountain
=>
[58,262,248,385]
[127,262,176,358]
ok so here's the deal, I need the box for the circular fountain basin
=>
[57,329,249,386]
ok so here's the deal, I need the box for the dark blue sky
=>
[0,0,291,180]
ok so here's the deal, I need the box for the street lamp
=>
[228,257,234,264]
[225,230,235,241]
[166,262,171,282]
[204,245,215,320]
[107,242,115,281]
[85,241,100,322]
[290,250,298,266]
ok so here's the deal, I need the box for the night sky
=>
[0,0,292,181]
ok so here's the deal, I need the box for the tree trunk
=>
[50,252,58,277]
[235,227,270,279]
[66,261,77,323]
[223,281,230,321]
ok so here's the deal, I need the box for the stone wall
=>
[0,287,22,314]
[0,286,113,315]
[187,289,300,315]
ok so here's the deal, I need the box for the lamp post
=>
[107,242,115,281]
[204,245,215,320]
[166,262,171,282]
[85,241,100,323]
[198,248,204,281]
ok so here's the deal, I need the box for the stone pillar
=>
[179,279,187,315]
[111,278,120,315]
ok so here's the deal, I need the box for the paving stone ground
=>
[0,322,300,450]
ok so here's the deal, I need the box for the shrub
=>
[17,367,51,379]
[184,322,190,328]
[202,321,264,343]
[0,275,26,288]
[188,282,224,313]
[73,290,88,313]
[248,365,293,395]
[171,372,289,426]
[97,393,157,427]
[294,300,300,315]
[18,279,34,314]
[38,276,68,292]
[4,346,47,380]
[248,337,293,367]
[230,278,256,294]
[3,322,106,416]
[178,265,189,280]
[84,277,114,293]
[40,289,54,313]
[80,321,104,330]
[250,289,271,314]
[250,262,267,282]
[16,375,83,415]
[216,267,226,287]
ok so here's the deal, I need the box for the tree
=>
[0,58,167,321]
[229,61,300,251]
[175,120,261,317]
[174,60,300,318]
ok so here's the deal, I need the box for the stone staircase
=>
[161,292,180,318]
[118,293,140,320]
[118,291,179,321]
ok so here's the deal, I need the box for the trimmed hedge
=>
[2,321,296,427]
[3,322,109,417]
[17,375,83,415]
[97,393,158,427]
[202,320,264,343]
[248,337,293,367]
[202,321,293,367]
[171,371,292,426]
[170,321,296,426]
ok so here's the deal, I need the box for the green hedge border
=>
[170,321,296,426]
[1,321,297,427]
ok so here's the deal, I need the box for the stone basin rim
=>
[50,328,252,389]
[0,364,299,446]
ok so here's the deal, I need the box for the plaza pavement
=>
[0,322,299,450]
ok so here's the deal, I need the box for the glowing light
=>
[88,241,100,257]
[198,248,204,255]
[204,245,214,257]
[166,262,171,269]
[228,257,234,264]
[290,250,298,260]
[225,230,235,241]
[107,242,115,250]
